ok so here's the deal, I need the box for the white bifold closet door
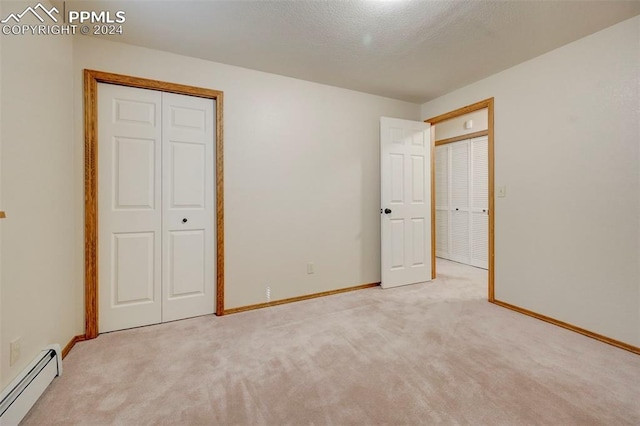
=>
[435,136,488,269]
[98,83,215,333]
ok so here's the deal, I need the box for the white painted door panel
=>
[162,93,215,321]
[98,83,162,333]
[380,117,431,288]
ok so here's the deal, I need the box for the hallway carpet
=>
[23,260,640,425]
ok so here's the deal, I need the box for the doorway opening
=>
[84,70,225,339]
[425,98,495,301]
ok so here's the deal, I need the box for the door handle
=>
[182,218,188,223]
[384,208,392,214]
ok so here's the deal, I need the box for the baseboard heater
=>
[0,345,62,426]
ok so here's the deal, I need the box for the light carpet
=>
[22,259,640,425]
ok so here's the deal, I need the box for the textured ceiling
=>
[67,1,640,103]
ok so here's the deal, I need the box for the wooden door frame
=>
[84,69,225,339]
[425,98,495,301]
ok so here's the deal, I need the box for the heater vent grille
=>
[0,345,62,426]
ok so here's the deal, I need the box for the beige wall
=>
[72,37,420,311]
[422,16,640,346]
[434,109,488,141]
[0,5,77,387]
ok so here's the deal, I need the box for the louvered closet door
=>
[470,137,488,269]
[449,141,470,264]
[434,136,488,269]
[435,145,450,258]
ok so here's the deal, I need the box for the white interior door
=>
[98,83,163,333]
[380,117,432,289]
[162,93,215,322]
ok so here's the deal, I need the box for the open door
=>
[380,117,432,288]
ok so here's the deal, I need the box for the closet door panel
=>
[435,210,449,257]
[435,145,450,258]
[450,142,469,210]
[471,137,488,210]
[449,141,470,264]
[162,92,216,322]
[470,137,489,269]
[98,83,163,333]
[470,212,488,268]
[450,210,470,263]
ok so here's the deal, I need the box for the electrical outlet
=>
[497,186,507,198]
[10,337,21,366]
[307,262,314,274]
[266,286,271,302]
